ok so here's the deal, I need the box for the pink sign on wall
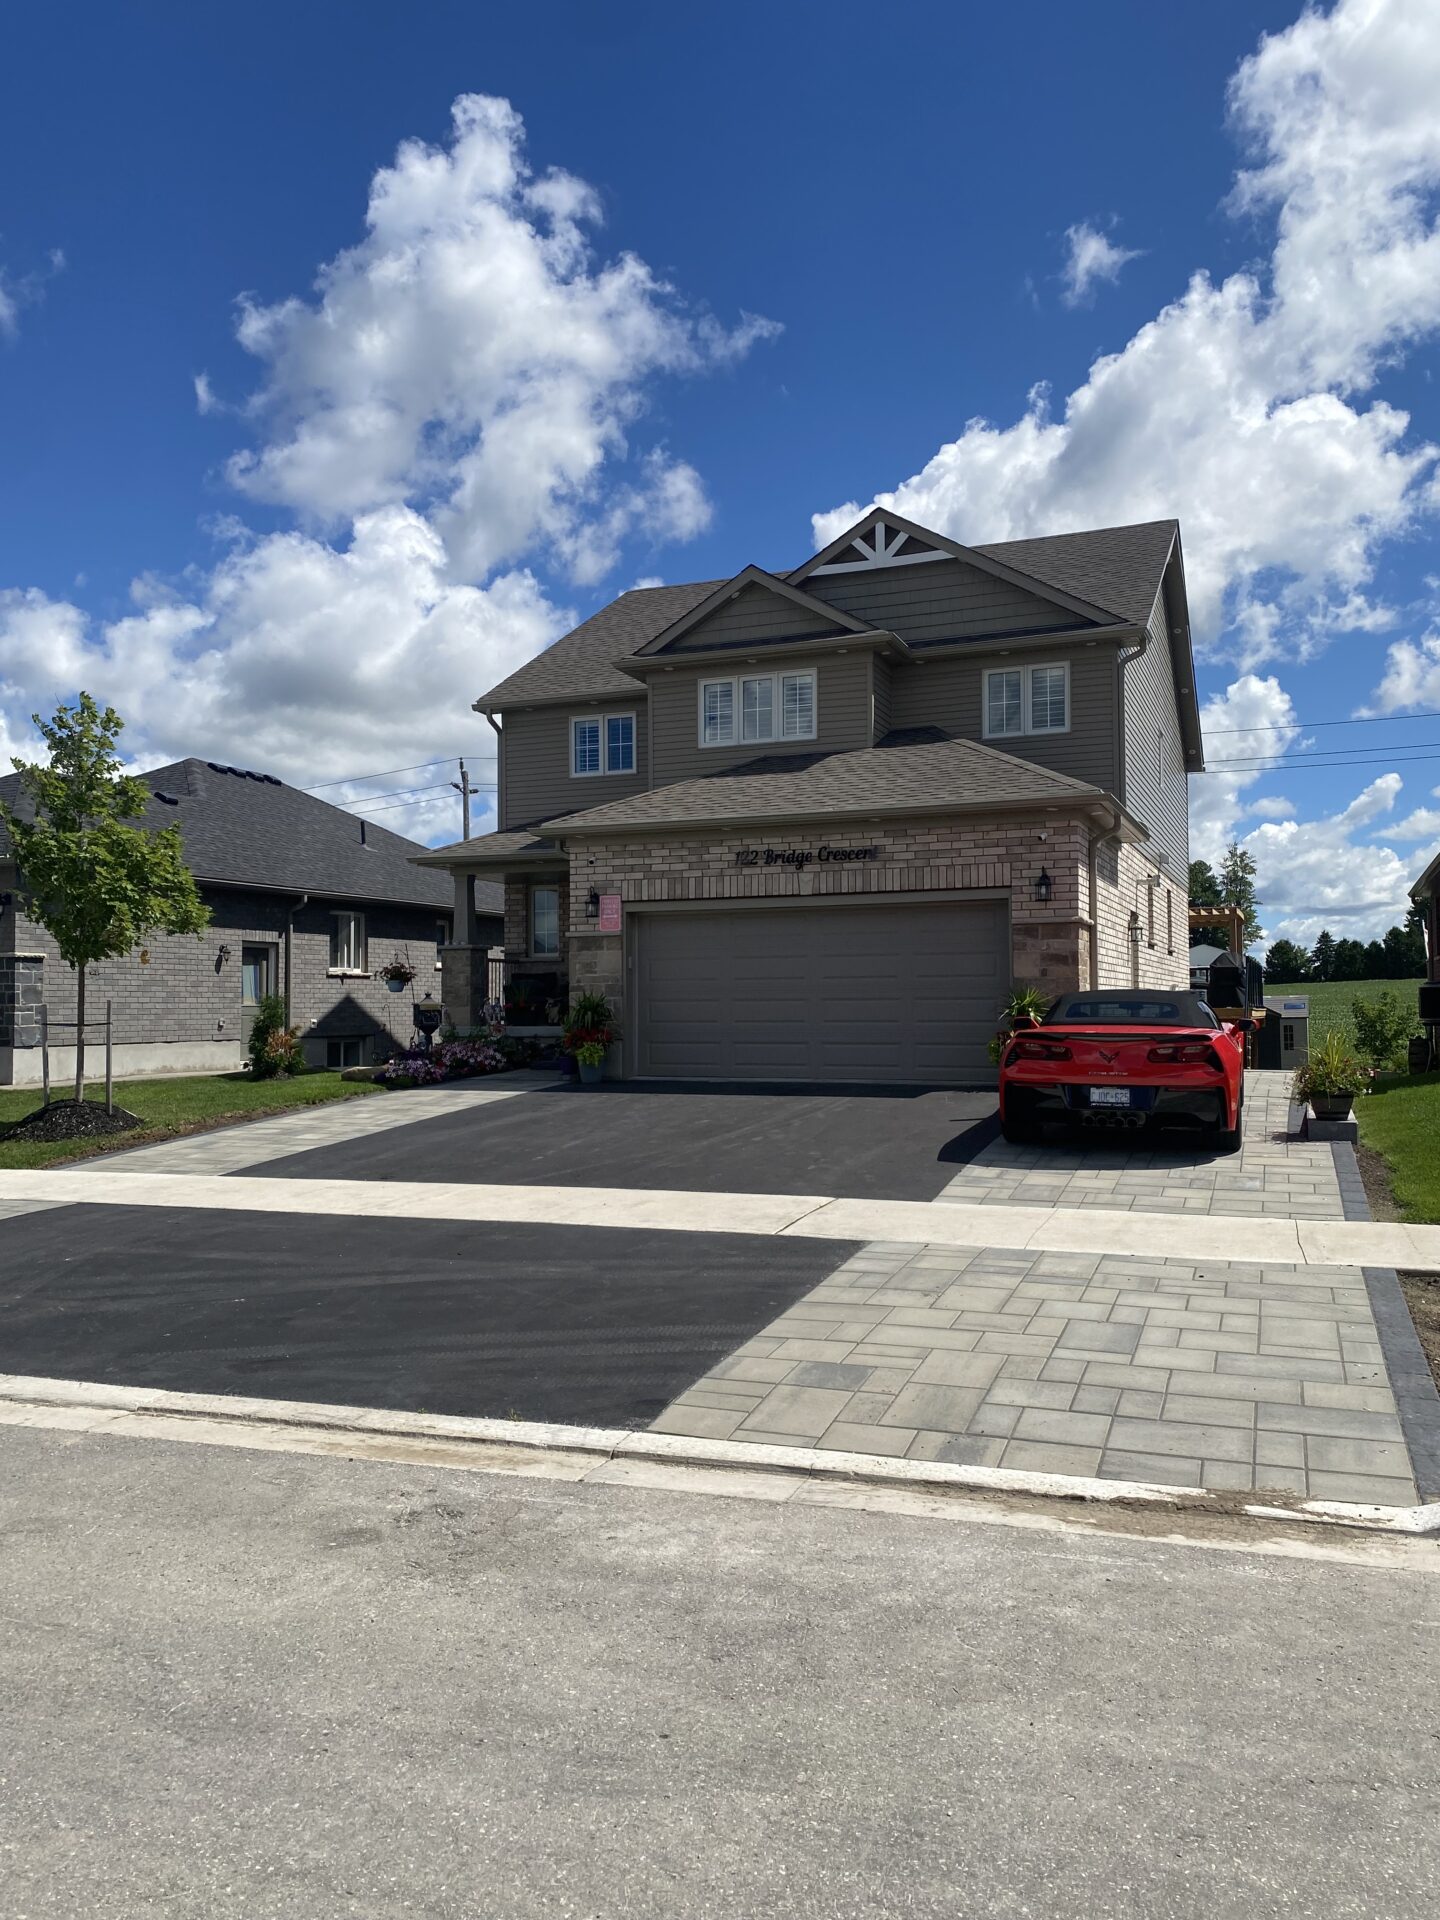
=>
[598,893,622,933]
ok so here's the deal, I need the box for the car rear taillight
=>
[1147,1042,1221,1068]
[1011,1039,1072,1060]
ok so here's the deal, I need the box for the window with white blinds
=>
[984,663,1069,739]
[700,670,816,747]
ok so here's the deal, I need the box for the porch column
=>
[453,870,479,947]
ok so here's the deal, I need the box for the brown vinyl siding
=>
[871,654,893,744]
[499,702,650,831]
[887,645,1118,790]
[1121,585,1189,878]
[809,557,1082,646]
[664,580,849,651]
[649,652,873,786]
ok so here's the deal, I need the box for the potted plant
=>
[574,1039,607,1086]
[1292,1030,1374,1120]
[562,991,618,1085]
[986,986,1052,1065]
[378,951,419,994]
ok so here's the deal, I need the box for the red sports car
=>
[998,990,1249,1152]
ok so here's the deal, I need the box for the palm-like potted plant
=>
[987,986,1052,1065]
[562,991,618,1086]
[1292,1030,1374,1121]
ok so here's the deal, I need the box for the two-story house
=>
[422,508,1203,1084]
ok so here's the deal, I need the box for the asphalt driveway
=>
[253,1079,999,1201]
[0,1203,852,1425]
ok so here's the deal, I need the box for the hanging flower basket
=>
[378,952,420,992]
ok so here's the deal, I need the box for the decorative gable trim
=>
[631,564,873,656]
[791,507,1123,627]
[805,515,952,575]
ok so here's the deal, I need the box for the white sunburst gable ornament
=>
[810,515,952,575]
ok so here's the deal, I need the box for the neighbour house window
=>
[1283,1023,1297,1052]
[700,670,816,748]
[1147,884,1156,949]
[326,1037,365,1070]
[984,663,1069,739]
[435,917,448,969]
[571,712,636,777]
[531,885,560,958]
[1166,891,1174,956]
[240,945,273,1006]
[329,910,366,972]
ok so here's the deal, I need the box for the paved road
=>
[2,1424,1435,1919]
[254,1080,1000,1201]
[0,1205,849,1423]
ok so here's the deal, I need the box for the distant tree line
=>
[1189,842,1428,984]
[1260,910,1428,985]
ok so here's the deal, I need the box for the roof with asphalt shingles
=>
[538,730,1106,836]
[479,520,1180,710]
[0,758,496,913]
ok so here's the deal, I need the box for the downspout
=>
[1114,634,1147,810]
[285,894,308,1023]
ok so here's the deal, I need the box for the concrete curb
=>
[2,1373,1437,1539]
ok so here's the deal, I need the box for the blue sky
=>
[3,0,1439,946]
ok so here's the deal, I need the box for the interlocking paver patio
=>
[654,1239,1421,1503]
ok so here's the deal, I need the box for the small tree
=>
[1311,930,1337,981]
[0,695,209,1100]
[1188,859,1223,908]
[1351,989,1420,1071]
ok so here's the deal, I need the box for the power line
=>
[333,778,496,810]
[302,755,494,793]
[1201,743,1440,774]
[1205,707,1440,736]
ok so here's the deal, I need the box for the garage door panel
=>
[634,901,1007,1085]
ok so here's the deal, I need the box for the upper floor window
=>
[700,670,816,748]
[329,910,366,973]
[571,711,635,778]
[984,662,1069,740]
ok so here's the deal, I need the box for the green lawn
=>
[1355,1074,1440,1224]
[1265,978,1424,1049]
[0,1070,381,1170]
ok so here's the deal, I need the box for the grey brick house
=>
[421,508,1203,1085]
[0,757,502,1086]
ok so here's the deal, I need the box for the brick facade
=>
[1092,840,1190,993]
[0,886,449,1085]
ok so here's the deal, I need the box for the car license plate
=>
[1090,1086,1132,1108]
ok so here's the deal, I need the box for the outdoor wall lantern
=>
[1128,913,1142,945]
[1033,869,1053,905]
[216,943,233,964]
[585,887,600,921]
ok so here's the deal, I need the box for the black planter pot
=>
[1312,1091,1355,1120]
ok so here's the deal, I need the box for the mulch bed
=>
[1,1099,142,1143]
[1356,1140,1440,1393]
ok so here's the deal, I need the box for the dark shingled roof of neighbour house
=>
[0,757,490,913]
[538,731,1117,837]
[411,827,565,869]
[478,519,1181,710]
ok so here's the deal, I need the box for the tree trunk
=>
[74,965,86,1104]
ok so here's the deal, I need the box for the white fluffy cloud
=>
[811,0,1440,666]
[1363,627,1440,712]
[1,96,778,839]
[222,94,777,585]
[0,247,64,339]
[1060,223,1141,306]
[1244,775,1417,946]
[1190,673,1304,865]
[0,512,565,842]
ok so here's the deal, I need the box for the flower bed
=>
[376,1028,547,1089]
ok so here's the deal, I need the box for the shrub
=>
[562,991,618,1056]
[1350,989,1420,1071]
[248,993,305,1079]
[987,986,1054,1065]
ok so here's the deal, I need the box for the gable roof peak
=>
[631,562,874,657]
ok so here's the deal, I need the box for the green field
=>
[1265,978,1425,1049]
[0,1070,381,1170]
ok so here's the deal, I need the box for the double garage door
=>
[632,899,1008,1085]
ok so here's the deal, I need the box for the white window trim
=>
[570,710,636,778]
[982,661,1070,741]
[697,670,818,749]
[328,909,367,976]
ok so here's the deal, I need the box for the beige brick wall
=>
[1092,840,1189,991]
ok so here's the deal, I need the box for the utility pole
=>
[451,758,482,840]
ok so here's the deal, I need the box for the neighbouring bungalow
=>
[0,757,503,1085]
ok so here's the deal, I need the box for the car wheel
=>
[1214,1087,1243,1156]
[1001,1114,1038,1145]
